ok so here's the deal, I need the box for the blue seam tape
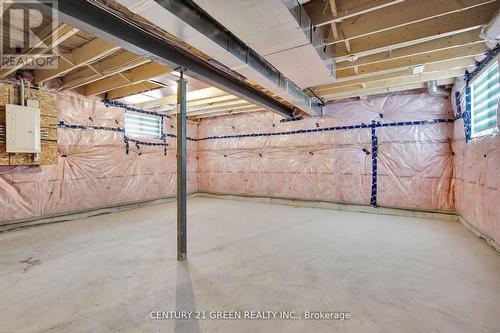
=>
[126,137,169,147]
[102,99,172,119]
[464,87,472,142]
[370,121,379,208]
[195,117,456,141]
[58,117,456,141]
[124,137,130,155]
[455,91,463,119]
[60,116,457,207]
[59,116,457,168]
[464,44,500,84]
[58,120,124,132]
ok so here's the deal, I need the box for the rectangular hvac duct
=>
[27,0,297,118]
[117,0,324,116]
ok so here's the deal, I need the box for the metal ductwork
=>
[427,80,450,97]
[115,0,324,116]
[28,0,297,118]
[480,9,500,41]
[283,0,335,80]
[189,0,334,88]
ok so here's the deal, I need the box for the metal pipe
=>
[18,76,25,107]
[177,69,187,261]
[427,80,450,97]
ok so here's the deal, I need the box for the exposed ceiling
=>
[0,1,268,120]
[2,0,499,118]
[303,0,498,100]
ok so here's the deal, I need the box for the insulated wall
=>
[453,81,500,246]
[0,88,459,226]
[198,92,455,212]
[0,89,198,225]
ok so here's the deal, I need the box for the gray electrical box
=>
[6,104,41,153]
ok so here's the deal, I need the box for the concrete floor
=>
[0,197,499,333]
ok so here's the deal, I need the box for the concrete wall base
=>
[2,192,497,253]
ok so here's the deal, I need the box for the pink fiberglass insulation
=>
[0,89,458,226]
[197,92,455,211]
[452,80,500,246]
[0,92,198,225]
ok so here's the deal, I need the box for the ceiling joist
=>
[0,24,78,78]
[325,0,494,44]
[317,57,476,93]
[187,99,252,113]
[9,0,497,117]
[105,81,164,100]
[58,51,150,91]
[332,2,497,58]
[336,29,483,70]
[189,105,264,118]
[304,0,404,27]
[322,68,468,98]
[85,62,173,96]
[137,87,229,110]
[336,43,486,79]
[35,38,120,84]
[323,78,455,100]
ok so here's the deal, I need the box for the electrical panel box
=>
[6,104,41,153]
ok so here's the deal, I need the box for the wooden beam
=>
[168,100,256,115]
[188,105,263,118]
[336,29,483,69]
[329,0,337,17]
[330,22,339,41]
[187,99,251,112]
[0,24,78,78]
[34,38,119,83]
[137,87,228,109]
[304,0,403,27]
[344,39,351,53]
[153,95,241,112]
[315,57,476,93]
[190,108,264,120]
[336,43,486,79]
[323,78,455,101]
[332,2,498,57]
[169,101,255,115]
[59,51,150,91]
[321,69,466,96]
[85,62,173,96]
[105,81,164,100]
[325,0,494,44]
[187,102,254,114]
[186,95,239,108]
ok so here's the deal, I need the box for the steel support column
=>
[177,70,187,261]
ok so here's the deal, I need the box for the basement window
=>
[125,111,162,139]
[470,61,499,138]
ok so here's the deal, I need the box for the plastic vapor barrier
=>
[198,92,455,211]
[452,77,500,246]
[0,90,462,228]
[0,92,198,225]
